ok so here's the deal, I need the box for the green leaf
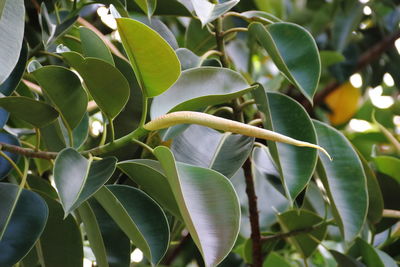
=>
[0,183,48,267]
[277,209,327,258]
[0,0,24,84]
[151,67,256,118]
[116,18,180,97]
[240,10,281,24]
[352,238,397,267]
[0,133,20,179]
[54,148,117,215]
[0,96,59,128]
[185,19,217,56]
[88,198,131,267]
[171,124,254,178]
[330,250,364,267]
[61,53,130,120]
[78,202,109,267]
[176,48,201,70]
[94,185,170,265]
[35,192,83,267]
[263,252,292,267]
[254,0,284,18]
[313,120,368,242]
[118,159,181,219]
[79,27,114,66]
[373,156,400,183]
[154,146,240,266]
[32,66,88,130]
[135,0,157,18]
[249,22,321,102]
[253,86,318,200]
[0,41,27,96]
[358,153,384,224]
[191,0,239,26]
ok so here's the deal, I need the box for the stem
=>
[222,27,248,36]
[243,158,262,267]
[139,97,148,128]
[131,138,153,153]
[109,118,115,142]
[35,128,41,152]
[239,99,256,110]
[214,17,229,67]
[99,119,107,146]
[39,50,63,59]
[200,50,223,62]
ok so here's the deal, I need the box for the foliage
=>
[0,0,399,266]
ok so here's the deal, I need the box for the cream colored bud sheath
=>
[144,111,332,160]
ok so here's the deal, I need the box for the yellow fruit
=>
[325,82,361,125]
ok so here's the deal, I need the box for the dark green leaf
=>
[0,0,24,84]
[263,252,292,267]
[240,10,281,24]
[253,87,318,201]
[176,48,201,70]
[54,148,117,215]
[330,250,365,267]
[154,146,240,266]
[0,41,27,96]
[314,120,368,242]
[94,185,170,265]
[0,96,59,128]
[79,27,114,66]
[135,0,157,18]
[62,52,130,120]
[118,159,181,218]
[249,22,321,102]
[36,192,83,267]
[171,124,254,178]
[88,198,131,267]
[0,108,8,129]
[277,209,327,258]
[0,133,20,179]
[0,183,48,267]
[185,19,217,55]
[32,66,88,130]
[151,67,256,118]
[116,18,180,97]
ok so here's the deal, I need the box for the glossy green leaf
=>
[116,18,180,97]
[79,27,114,66]
[253,87,318,201]
[171,124,254,178]
[263,252,292,267]
[191,0,239,26]
[54,148,117,215]
[79,202,109,267]
[36,192,83,267]
[356,238,385,267]
[277,209,327,258]
[314,120,368,242]
[373,156,400,183]
[88,198,131,267]
[0,41,27,96]
[135,0,157,18]
[32,66,88,130]
[151,67,256,118]
[62,52,130,120]
[254,0,284,18]
[118,159,181,218]
[0,133,20,179]
[0,96,59,128]
[185,19,217,56]
[249,22,321,102]
[27,175,58,199]
[94,185,170,265]
[154,146,240,267]
[0,0,24,84]
[0,183,48,267]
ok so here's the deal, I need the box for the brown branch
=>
[164,234,191,265]
[0,143,57,160]
[314,29,400,105]
[243,158,263,267]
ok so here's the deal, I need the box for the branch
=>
[314,29,400,105]
[243,158,263,267]
[382,209,400,219]
[214,17,229,67]
[0,143,57,160]
[261,225,318,243]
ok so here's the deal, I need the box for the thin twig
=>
[382,209,400,219]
